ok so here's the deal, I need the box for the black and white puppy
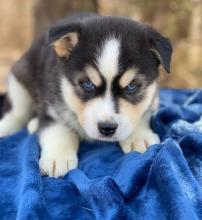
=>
[0,13,172,177]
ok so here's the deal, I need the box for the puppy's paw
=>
[39,149,78,178]
[39,123,79,177]
[120,129,160,154]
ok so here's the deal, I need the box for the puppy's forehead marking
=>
[119,68,138,88]
[97,38,120,81]
[85,65,102,86]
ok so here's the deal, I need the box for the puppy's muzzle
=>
[98,122,118,137]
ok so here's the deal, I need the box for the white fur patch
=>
[27,117,39,134]
[97,38,120,80]
[83,91,115,140]
[39,123,79,177]
[0,74,34,137]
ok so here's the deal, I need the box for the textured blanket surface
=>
[1,89,202,220]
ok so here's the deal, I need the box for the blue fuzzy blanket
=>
[1,89,202,220]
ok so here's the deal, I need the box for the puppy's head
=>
[49,16,172,141]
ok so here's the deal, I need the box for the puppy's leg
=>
[0,74,34,137]
[39,121,79,178]
[120,97,160,153]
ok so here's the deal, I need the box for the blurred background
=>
[0,0,202,91]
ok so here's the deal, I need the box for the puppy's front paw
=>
[39,149,78,178]
[39,123,79,178]
[120,129,160,154]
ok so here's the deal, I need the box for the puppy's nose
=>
[98,122,118,137]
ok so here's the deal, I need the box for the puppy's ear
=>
[49,24,81,58]
[146,27,173,73]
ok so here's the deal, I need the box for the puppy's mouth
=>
[86,132,127,142]
[95,135,119,142]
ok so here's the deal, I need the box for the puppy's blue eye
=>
[81,80,95,91]
[125,81,137,94]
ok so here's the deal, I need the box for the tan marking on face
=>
[85,65,102,86]
[119,68,138,88]
[119,82,157,129]
[61,77,85,123]
[53,32,79,58]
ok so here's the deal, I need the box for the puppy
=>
[0,13,172,177]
